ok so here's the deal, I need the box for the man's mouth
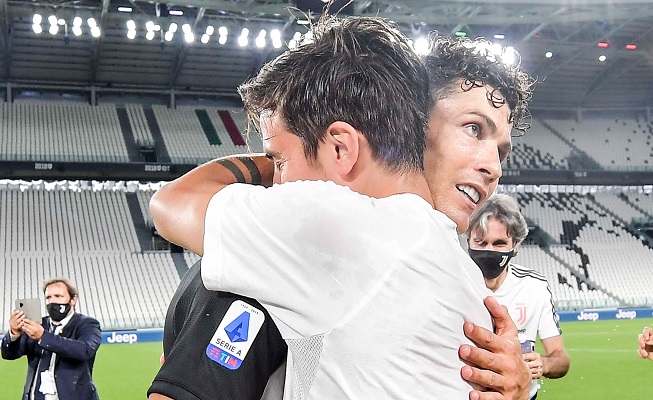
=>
[456,184,480,204]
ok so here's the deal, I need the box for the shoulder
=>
[509,264,548,284]
[75,314,101,328]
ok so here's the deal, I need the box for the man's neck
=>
[351,168,434,207]
[485,267,510,292]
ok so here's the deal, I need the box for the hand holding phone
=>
[14,298,42,322]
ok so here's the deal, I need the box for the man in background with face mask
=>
[466,194,570,400]
[2,278,102,400]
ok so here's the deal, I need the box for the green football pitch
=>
[1,318,652,399]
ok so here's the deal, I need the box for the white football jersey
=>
[202,180,494,400]
[494,263,562,398]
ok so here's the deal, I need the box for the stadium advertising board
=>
[102,328,163,344]
[558,307,653,322]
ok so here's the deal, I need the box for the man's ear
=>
[513,240,523,254]
[322,121,360,176]
[70,295,78,308]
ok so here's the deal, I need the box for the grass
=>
[538,318,653,399]
[1,319,652,399]
[0,341,162,399]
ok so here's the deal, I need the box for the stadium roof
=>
[1,0,653,111]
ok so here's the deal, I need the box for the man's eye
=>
[466,124,480,137]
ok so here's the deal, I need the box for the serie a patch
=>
[205,300,266,370]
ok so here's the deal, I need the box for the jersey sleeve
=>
[537,281,562,340]
[200,181,394,339]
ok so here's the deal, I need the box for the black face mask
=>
[468,248,515,279]
[47,303,71,322]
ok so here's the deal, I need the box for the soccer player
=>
[149,20,534,400]
[466,194,571,400]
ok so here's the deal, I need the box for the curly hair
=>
[239,15,430,173]
[423,33,535,135]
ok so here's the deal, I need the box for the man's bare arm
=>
[460,297,530,400]
[150,154,274,256]
[527,336,569,379]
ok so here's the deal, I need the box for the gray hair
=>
[466,194,528,245]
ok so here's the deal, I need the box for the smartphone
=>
[520,340,535,354]
[14,298,42,321]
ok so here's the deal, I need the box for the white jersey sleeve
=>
[537,282,562,340]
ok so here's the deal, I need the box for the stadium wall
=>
[100,307,653,345]
[2,160,653,185]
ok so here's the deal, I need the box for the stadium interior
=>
[1,0,653,334]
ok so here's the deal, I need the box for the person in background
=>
[466,194,571,400]
[2,278,102,400]
[638,326,653,361]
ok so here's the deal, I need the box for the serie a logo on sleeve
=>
[205,300,266,370]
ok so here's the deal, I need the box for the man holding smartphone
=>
[2,278,102,400]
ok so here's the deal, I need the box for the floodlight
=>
[57,19,65,26]
[91,26,101,37]
[146,21,155,31]
[201,34,210,44]
[127,30,136,40]
[72,26,82,36]
[218,35,227,45]
[33,14,42,25]
[502,46,517,65]
[545,51,553,58]
[164,31,174,41]
[238,35,248,47]
[49,24,58,35]
[168,23,178,33]
[146,30,155,40]
[117,7,132,12]
[218,26,228,36]
[413,37,429,55]
[87,18,97,28]
[184,32,194,43]
[32,24,43,34]
[182,23,191,34]
[73,17,82,27]
[206,26,214,35]
[48,15,57,25]
[255,36,265,48]
[127,20,136,31]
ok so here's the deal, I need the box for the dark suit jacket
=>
[1,312,102,400]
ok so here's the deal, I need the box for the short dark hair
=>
[239,15,430,173]
[423,34,535,135]
[43,278,78,299]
